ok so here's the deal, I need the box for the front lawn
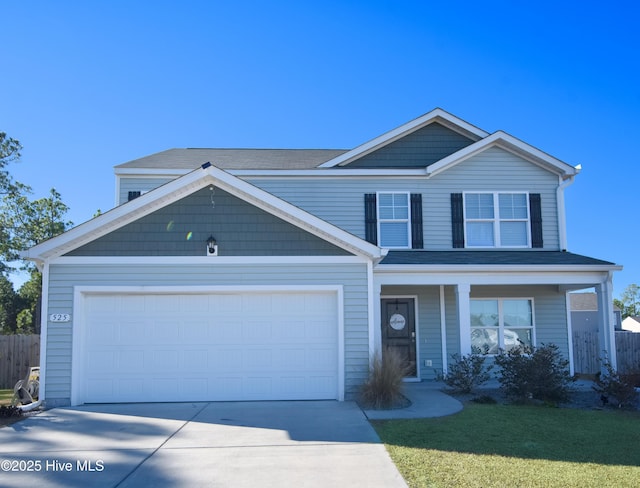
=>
[373,403,640,488]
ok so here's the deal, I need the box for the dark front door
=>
[381,298,417,377]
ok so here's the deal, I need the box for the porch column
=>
[596,274,617,370]
[457,283,471,355]
[371,279,382,358]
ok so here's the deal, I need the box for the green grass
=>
[0,389,14,406]
[373,404,640,488]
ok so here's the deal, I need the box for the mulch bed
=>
[448,386,639,411]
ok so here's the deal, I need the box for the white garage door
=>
[79,290,339,403]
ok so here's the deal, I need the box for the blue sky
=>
[2,1,638,297]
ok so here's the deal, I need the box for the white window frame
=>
[463,191,531,248]
[377,192,411,249]
[470,297,536,355]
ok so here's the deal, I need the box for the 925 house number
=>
[49,314,71,323]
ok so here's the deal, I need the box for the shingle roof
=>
[379,250,617,267]
[115,148,348,170]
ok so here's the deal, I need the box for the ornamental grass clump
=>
[494,343,575,405]
[359,350,410,410]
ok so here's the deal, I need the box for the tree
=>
[615,284,640,319]
[0,132,73,274]
[0,274,19,333]
[16,271,42,334]
[0,132,23,196]
[0,132,73,333]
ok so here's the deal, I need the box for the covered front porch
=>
[371,251,622,378]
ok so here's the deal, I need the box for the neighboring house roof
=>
[621,316,640,332]
[570,292,599,311]
[379,251,618,269]
[21,163,385,263]
[116,148,348,171]
[568,292,621,313]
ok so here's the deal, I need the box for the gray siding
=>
[117,147,563,252]
[118,177,175,205]
[251,147,561,250]
[68,187,350,257]
[45,262,369,406]
[345,123,475,168]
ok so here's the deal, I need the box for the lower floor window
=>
[470,298,534,354]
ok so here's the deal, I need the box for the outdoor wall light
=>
[206,235,218,256]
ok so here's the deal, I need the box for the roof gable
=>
[319,108,488,168]
[22,164,384,263]
[338,122,477,169]
[66,186,352,257]
[425,131,579,178]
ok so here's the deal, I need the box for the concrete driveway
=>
[0,401,407,487]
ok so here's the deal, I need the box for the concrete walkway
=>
[362,381,464,420]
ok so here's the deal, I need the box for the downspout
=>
[557,170,578,251]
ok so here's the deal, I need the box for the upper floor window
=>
[364,193,423,249]
[464,192,530,247]
[378,192,410,248]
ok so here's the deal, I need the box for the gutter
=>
[557,169,579,251]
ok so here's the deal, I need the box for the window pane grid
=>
[378,193,410,248]
[464,192,530,247]
[471,299,534,354]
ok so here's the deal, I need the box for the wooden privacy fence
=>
[615,331,640,373]
[573,330,640,374]
[572,330,600,374]
[0,334,40,389]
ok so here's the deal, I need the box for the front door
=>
[381,298,417,377]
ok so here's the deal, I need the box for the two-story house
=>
[23,109,621,407]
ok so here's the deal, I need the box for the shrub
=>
[359,349,410,409]
[471,395,497,404]
[592,355,639,409]
[494,343,575,405]
[439,352,493,393]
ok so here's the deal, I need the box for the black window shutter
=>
[451,193,464,248]
[128,191,142,201]
[364,193,378,245]
[410,193,423,249]
[529,193,543,248]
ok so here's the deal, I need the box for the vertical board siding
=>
[45,263,369,405]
